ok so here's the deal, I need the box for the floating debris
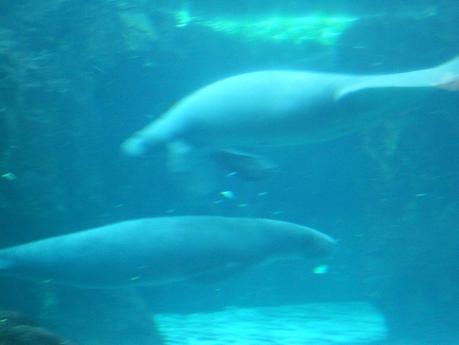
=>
[220,190,236,200]
[175,8,193,27]
[1,172,16,181]
[313,264,329,275]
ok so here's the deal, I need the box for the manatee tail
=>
[336,55,459,100]
[434,55,459,91]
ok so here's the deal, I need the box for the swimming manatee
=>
[0,216,336,288]
[122,56,459,181]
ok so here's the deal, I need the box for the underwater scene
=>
[0,0,458,344]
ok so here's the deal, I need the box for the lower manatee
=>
[0,216,336,288]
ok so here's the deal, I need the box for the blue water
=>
[0,1,458,344]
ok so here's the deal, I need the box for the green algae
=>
[174,10,357,45]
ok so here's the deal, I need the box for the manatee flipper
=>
[213,149,278,180]
[336,55,459,100]
[167,141,219,196]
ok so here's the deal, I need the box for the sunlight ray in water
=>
[174,9,358,45]
[155,301,387,344]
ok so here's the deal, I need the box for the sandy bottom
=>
[154,301,387,345]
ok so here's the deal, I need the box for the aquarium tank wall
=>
[0,0,458,344]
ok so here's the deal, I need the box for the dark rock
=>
[0,310,73,345]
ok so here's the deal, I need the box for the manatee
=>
[0,216,336,288]
[121,56,459,181]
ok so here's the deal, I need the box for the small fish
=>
[312,264,329,275]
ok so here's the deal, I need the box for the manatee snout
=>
[321,236,338,256]
[307,232,338,258]
[121,135,148,157]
